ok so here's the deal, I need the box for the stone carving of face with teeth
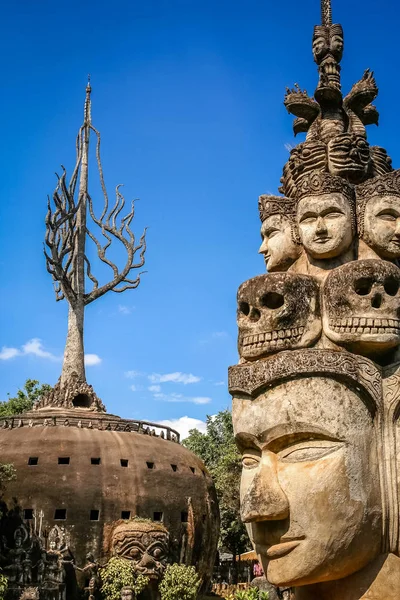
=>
[322,260,400,355]
[112,521,169,580]
[237,273,321,361]
[327,133,370,183]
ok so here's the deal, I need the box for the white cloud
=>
[214,381,225,386]
[118,304,134,315]
[148,385,161,393]
[84,354,102,366]
[148,372,201,385]
[157,416,208,440]
[153,392,211,405]
[125,370,143,379]
[130,384,137,392]
[22,339,60,361]
[0,346,21,360]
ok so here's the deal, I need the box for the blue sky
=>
[0,0,399,437]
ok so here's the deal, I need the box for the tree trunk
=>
[60,301,85,386]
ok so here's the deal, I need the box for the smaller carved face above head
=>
[237,273,321,360]
[259,215,300,272]
[329,24,344,62]
[322,260,400,354]
[297,193,354,260]
[328,134,370,183]
[312,26,329,63]
[112,521,169,581]
[363,195,400,259]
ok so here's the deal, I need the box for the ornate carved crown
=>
[357,169,400,202]
[356,170,400,236]
[295,170,355,203]
[258,195,296,222]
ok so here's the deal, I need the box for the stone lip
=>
[0,409,180,443]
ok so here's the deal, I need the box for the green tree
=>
[0,379,51,417]
[159,564,200,600]
[183,409,250,581]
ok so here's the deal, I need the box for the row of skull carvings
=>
[259,169,400,275]
[237,259,400,362]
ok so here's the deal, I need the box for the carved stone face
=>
[362,195,400,259]
[327,134,370,183]
[329,25,344,62]
[237,274,321,360]
[322,260,400,353]
[120,588,133,600]
[312,29,329,63]
[297,193,354,259]
[259,216,300,272]
[112,522,169,580]
[233,376,382,588]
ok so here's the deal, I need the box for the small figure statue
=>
[74,552,100,600]
[120,587,133,600]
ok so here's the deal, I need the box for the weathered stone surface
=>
[231,2,400,594]
[322,259,400,356]
[258,196,301,272]
[357,170,400,260]
[110,520,169,580]
[237,274,321,360]
[0,413,219,596]
[232,351,384,595]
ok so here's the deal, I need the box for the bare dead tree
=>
[44,80,146,399]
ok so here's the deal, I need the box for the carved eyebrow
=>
[235,424,341,453]
[235,432,259,453]
[266,430,343,453]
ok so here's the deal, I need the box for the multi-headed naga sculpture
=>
[42,80,146,409]
[230,1,400,598]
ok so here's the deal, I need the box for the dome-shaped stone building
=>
[0,405,219,599]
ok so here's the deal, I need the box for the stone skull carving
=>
[322,260,400,353]
[237,273,321,360]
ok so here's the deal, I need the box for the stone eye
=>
[354,277,374,296]
[153,548,162,559]
[239,301,250,316]
[384,277,399,296]
[260,292,284,309]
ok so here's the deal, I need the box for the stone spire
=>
[230,0,400,597]
[41,81,147,411]
[321,0,332,26]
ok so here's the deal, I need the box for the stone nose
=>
[138,552,156,569]
[241,453,289,523]
[371,291,383,309]
[315,216,327,234]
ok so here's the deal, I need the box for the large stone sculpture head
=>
[357,170,400,259]
[112,520,169,580]
[237,273,321,360]
[296,171,355,260]
[322,260,400,356]
[327,133,370,183]
[229,350,385,590]
[258,196,301,272]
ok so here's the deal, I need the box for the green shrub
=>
[0,571,7,600]
[100,557,149,600]
[235,590,268,600]
[159,564,201,600]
